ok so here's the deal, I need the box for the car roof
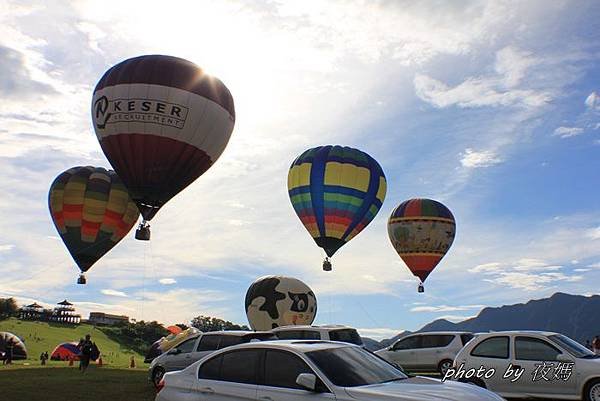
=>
[476,330,559,337]
[272,325,356,331]
[407,331,473,336]
[201,330,273,337]
[218,339,353,353]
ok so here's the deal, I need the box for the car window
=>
[303,331,321,340]
[393,336,420,350]
[329,329,363,345]
[219,349,262,384]
[197,335,220,352]
[421,335,454,348]
[218,335,245,349]
[461,334,474,346]
[515,337,561,361]
[471,336,509,359]
[176,338,197,354]
[264,350,314,390]
[275,330,305,340]
[198,354,222,380]
[306,346,407,387]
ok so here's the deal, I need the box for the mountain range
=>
[362,292,600,351]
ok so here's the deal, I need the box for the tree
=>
[190,315,249,332]
[0,298,18,319]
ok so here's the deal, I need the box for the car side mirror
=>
[557,354,572,363]
[168,348,181,355]
[296,373,317,392]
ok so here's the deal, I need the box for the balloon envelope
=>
[288,145,386,257]
[48,166,140,275]
[50,342,81,361]
[91,54,235,221]
[245,276,317,331]
[0,332,27,360]
[388,198,456,283]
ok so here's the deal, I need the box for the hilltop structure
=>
[18,300,81,324]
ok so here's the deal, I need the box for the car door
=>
[258,349,335,401]
[385,335,421,370]
[464,335,511,393]
[511,336,577,397]
[189,334,223,366]
[166,338,198,371]
[195,349,262,401]
[418,334,454,371]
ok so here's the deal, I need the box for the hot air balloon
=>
[388,198,456,292]
[91,55,235,240]
[288,145,386,270]
[48,166,140,284]
[245,276,317,331]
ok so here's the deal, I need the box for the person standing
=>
[5,338,14,365]
[593,336,600,355]
[77,334,93,373]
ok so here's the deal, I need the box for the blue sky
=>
[0,0,599,340]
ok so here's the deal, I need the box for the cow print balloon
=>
[245,276,317,331]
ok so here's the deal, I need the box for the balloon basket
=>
[418,283,424,293]
[135,221,151,241]
[322,258,332,272]
[77,274,87,285]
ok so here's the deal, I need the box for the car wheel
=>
[438,359,454,376]
[152,367,165,388]
[584,379,600,401]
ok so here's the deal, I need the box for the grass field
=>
[0,366,156,401]
[0,318,145,368]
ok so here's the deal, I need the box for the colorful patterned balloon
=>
[48,166,140,283]
[388,198,456,292]
[91,55,235,225]
[288,146,386,269]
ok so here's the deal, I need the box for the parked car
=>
[453,330,600,400]
[148,330,275,387]
[375,331,474,375]
[272,325,364,346]
[155,340,504,401]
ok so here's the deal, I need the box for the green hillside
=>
[0,318,145,368]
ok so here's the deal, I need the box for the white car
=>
[155,340,505,401]
[453,331,600,400]
[272,325,364,346]
[375,331,474,375]
[148,330,275,387]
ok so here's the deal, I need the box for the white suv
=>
[375,331,474,375]
[453,331,600,400]
[271,325,364,346]
[148,330,274,387]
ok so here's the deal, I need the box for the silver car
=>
[155,340,504,401]
[148,330,275,387]
[453,330,600,400]
[375,331,474,375]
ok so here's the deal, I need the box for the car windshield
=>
[306,346,407,387]
[548,334,599,359]
[329,329,363,345]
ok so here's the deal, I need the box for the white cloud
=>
[585,91,599,110]
[553,126,584,138]
[586,226,600,240]
[414,47,551,109]
[460,148,503,168]
[0,244,15,252]
[469,262,503,273]
[410,305,484,313]
[159,278,177,285]
[438,314,477,323]
[100,289,128,298]
[485,271,582,291]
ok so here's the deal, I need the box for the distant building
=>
[19,300,81,324]
[88,312,129,326]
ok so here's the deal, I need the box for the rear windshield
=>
[461,334,474,346]
[329,329,363,345]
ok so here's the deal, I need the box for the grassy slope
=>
[0,367,156,401]
[0,318,144,368]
